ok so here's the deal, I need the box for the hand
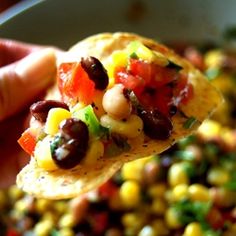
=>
[0,39,62,188]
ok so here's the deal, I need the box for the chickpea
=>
[102,84,131,120]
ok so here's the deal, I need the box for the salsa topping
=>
[18,40,195,170]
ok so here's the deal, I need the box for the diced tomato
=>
[174,74,194,105]
[114,58,192,116]
[98,180,118,199]
[58,62,95,104]
[18,129,36,155]
[206,207,225,230]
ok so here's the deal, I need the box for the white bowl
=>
[0,0,236,49]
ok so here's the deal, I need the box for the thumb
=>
[0,48,57,121]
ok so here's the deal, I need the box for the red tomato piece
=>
[18,129,36,156]
[115,66,145,93]
[58,62,95,104]
[98,180,117,199]
[206,207,225,230]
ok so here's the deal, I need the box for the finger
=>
[0,48,57,121]
[0,39,43,67]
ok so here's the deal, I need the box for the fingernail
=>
[15,48,57,88]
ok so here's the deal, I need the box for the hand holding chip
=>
[0,39,60,187]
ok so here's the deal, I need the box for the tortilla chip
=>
[17,32,222,199]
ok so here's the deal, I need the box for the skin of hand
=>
[0,39,63,188]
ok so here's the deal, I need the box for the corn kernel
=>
[34,136,58,171]
[152,219,169,235]
[188,184,210,202]
[8,185,24,201]
[35,198,52,214]
[58,228,75,236]
[59,213,76,228]
[45,107,71,135]
[122,212,144,229]
[82,140,104,166]
[168,163,189,187]
[34,220,53,236]
[148,183,167,199]
[198,120,221,139]
[165,207,182,229]
[207,167,230,186]
[183,222,204,236]
[151,198,167,215]
[120,180,141,208]
[100,114,143,138]
[204,49,223,68]
[121,157,149,182]
[172,184,189,202]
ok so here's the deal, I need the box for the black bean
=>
[51,119,89,169]
[138,108,173,140]
[81,56,109,90]
[60,118,87,139]
[30,100,69,122]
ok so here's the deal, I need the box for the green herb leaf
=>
[173,200,212,225]
[183,116,197,129]
[130,52,139,59]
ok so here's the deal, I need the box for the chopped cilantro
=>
[173,199,212,225]
[224,181,236,190]
[50,135,63,154]
[130,52,139,59]
[175,150,195,161]
[183,116,197,129]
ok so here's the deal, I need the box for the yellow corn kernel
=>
[172,184,189,202]
[45,108,71,135]
[35,198,53,214]
[8,185,24,201]
[148,183,167,199]
[165,207,182,229]
[151,198,167,215]
[152,219,170,235]
[34,136,58,171]
[122,212,144,228]
[183,222,204,236]
[58,228,74,236]
[207,167,230,186]
[188,184,210,202]
[204,49,223,68]
[100,114,143,139]
[121,157,149,182]
[168,163,189,187]
[58,213,76,228]
[106,50,128,81]
[82,140,104,166]
[119,180,141,208]
[198,120,221,139]
[34,220,53,236]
